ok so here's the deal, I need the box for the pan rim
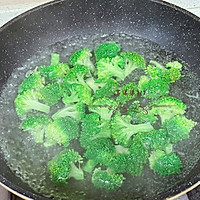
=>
[0,0,200,199]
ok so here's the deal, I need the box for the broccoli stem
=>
[83,160,97,173]
[51,54,60,65]
[149,60,164,69]
[115,145,129,154]
[124,61,137,77]
[52,106,76,120]
[27,100,50,113]
[68,162,84,180]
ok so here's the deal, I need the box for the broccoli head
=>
[111,114,154,146]
[40,54,69,81]
[149,150,182,176]
[80,113,111,149]
[88,97,119,120]
[97,56,125,81]
[94,42,121,61]
[120,52,146,77]
[18,71,45,93]
[163,115,197,143]
[48,149,84,184]
[20,114,52,143]
[83,138,115,172]
[44,117,79,147]
[92,168,124,190]
[69,48,95,73]
[149,96,187,123]
[14,89,50,118]
[116,82,138,103]
[138,76,169,99]
[94,78,118,99]
[40,82,63,106]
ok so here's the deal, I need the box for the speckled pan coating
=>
[0,0,200,199]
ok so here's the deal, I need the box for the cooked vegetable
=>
[14,42,197,191]
[48,149,84,184]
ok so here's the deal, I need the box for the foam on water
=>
[0,33,200,200]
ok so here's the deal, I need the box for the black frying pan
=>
[0,0,200,199]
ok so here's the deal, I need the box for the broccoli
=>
[18,71,45,93]
[40,54,69,81]
[146,60,182,83]
[69,48,95,74]
[83,138,115,172]
[14,89,50,118]
[138,76,169,99]
[64,65,90,87]
[94,42,121,61]
[94,78,118,99]
[88,97,119,120]
[20,114,52,143]
[62,83,92,105]
[111,115,154,146]
[48,149,84,184]
[149,96,187,124]
[52,102,85,120]
[128,102,158,124]
[149,150,182,176]
[108,137,148,176]
[116,82,138,103]
[40,82,63,106]
[120,52,146,77]
[92,168,124,190]
[163,115,197,143]
[44,117,79,147]
[133,129,170,150]
[80,113,111,149]
[97,56,125,81]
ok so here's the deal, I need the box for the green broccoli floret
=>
[120,52,146,77]
[97,56,125,81]
[94,78,118,99]
[20,114,52,143]
[163,115,197,143]
[138,76,169,99]
[134,129,170,150]
[80,113,112,149]
[40,82,62,106]
[62,83,92,105]
[14,89,50,118]
[92,168,124,190]
[111,115,154,146]
[128,102,158,124]
[64,65,90,87]
[44,117,79,147]
[94,42,121,61]
[48,149,84,184]
[88,97,119,120]
[149,150,182,176]
[69,48,95,73]
[146,60,182,83]
[52,102,85,120]
[83,138,115,172]
[40,54,69,81]
[116,82,138,103]
[18,71,45,93]
[149,96,187,124]
[109,137,148,176]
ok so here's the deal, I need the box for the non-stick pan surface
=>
[0,0,200,199]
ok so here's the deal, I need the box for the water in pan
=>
[0,33,200,200]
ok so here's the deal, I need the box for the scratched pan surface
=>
[0,0,200,199]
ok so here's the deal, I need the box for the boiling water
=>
[0,33,200,200]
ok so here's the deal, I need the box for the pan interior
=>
[0,33,200,200]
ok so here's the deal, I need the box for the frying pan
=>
[0,0,200,199]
